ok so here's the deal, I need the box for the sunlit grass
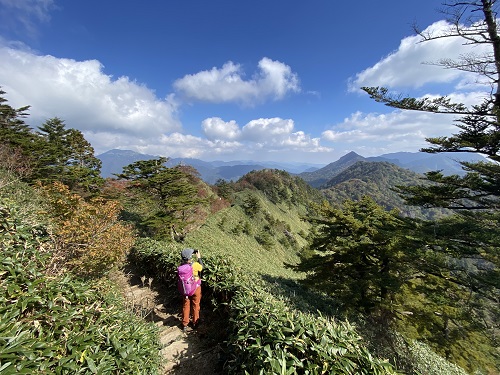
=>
[184,191,310,280]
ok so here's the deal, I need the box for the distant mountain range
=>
[97,149,324,184]
[97,149,486,185]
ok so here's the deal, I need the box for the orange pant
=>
[182,285,201,327]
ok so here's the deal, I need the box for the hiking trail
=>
[113,269,224,374]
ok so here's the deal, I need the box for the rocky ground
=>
[113,269,226,374]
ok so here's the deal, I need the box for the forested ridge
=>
[319,160,451,219]
[2,1,500,374]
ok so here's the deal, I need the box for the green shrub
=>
[255,231,274,250]
[0,200,161,374]
[224,287,398,375]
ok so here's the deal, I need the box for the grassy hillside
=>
[184,189,310,280]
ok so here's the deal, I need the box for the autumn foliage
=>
[40,181,135,277]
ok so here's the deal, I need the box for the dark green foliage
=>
[0,88,33,150]
[0,201,161,374]
[225,286,399,375]
[360,3,500,372]
[0,90,103,193]
[361,87,467,114]
[242,194,261,217]
[301,196,498,372]
[0,89,38,179]
[130,237,240,307]
[214,178,234,200]
[394,161,500,211]
[299,196,421,315]
[34,118,103,193]
[116,158,207,240]
[255,230,274,250]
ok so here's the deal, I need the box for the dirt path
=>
[113,270,224,374]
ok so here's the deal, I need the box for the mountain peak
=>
[298,152,366,188]
[338,151,363,162]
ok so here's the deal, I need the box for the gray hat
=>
[181,248,195,261]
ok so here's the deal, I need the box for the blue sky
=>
[0,0,490,164]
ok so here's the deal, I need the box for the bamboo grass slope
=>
[0,201,162,374]
[184,190,311,279]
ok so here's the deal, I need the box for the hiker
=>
[179,248,203,331]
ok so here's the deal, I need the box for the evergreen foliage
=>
[116,157,210,240]
[2,61,495,372]
[130,238,399,375]
[301,196,498,372]
[297,196,421,315]
[0,88,33,152]
[36,118,104,194]
[359,2,500,372]
[0,90,103,193]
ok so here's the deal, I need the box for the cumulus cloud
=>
[202,117,241,141]
[341,20,494,157]
[173,57,300,105]
[349,20,489,92]
[241,118,295,142]
[0,40,324,162]
[199,116,330,156]
[82,130,243,160]
[0,45,182,139]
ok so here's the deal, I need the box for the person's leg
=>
[181,296,190,328]
[191,286,202,326]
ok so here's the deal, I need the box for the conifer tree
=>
[361,0,499,306]
[0,88,32,147]
[0,88,37,176]
[35,117,103,193]
[299,196,421,315]
[116,157,205,240]
[361,1,499,371]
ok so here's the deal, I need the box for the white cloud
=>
[173,57,300,105]
[202,117,241,141]
[0,45,182,137]
[137,132,246,160]
[0,41,327,163]
[241,118,295,142]
[349,20,488,92]
[85,114,334,162]
[342,20,495,158]
[200,116,330,155]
